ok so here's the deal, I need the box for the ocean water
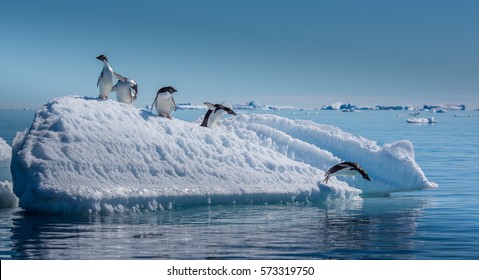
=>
[1,108,478,259]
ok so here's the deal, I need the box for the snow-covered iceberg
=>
[11,96,436,215]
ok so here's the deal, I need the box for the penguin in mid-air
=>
[96,55,126,99]
[323,161,371,184]
[200,102,237,128]
[113,79,138,105]
[152,86,177,119]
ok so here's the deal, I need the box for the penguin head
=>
[218,102,236,115]
[205,102,237,115]
[362,173,371,181]
[157,86,177,94]
[222,106,237,115]
[96,55,108,62]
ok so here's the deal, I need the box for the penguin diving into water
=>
[96,55,127,99]
[323,161,371,184]
[152,86,177,119]
[200,102,237,128]
[112,79,138,105]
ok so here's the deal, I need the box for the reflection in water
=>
[5,196,430,259]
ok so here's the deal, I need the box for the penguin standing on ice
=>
[323,161,371,184]
[200,102,237,128]
[113,79,138,105]
[152,86,177,119]
[96,55,126,99]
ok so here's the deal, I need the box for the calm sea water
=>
[1,108,478,259]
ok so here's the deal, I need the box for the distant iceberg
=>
[321,102,417,111]
[423,104,465,111]
[406,117,438,124]
[233,101,269,110]
[176,101,302,111]
[376,105,416,111]
[176,103,208,110]
[11,96,436,215]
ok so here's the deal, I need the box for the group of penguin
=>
[96,54,236,128]
[96,55,371,185]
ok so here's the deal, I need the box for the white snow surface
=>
[11,96,436,215]
[0,138,12,181]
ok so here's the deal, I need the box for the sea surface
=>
[1,108,478,259]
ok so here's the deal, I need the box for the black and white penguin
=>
[200,102,237,128]
[96,55,126,99]
[152,86,177,119]
[323,161,371,184]
[113,79,138,105]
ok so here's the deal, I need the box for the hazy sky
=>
[1,0,478,109]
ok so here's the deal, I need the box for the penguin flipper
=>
[204,102,216,110]
[111,80,120,92]
[114,72,127,82]
[172,96,177,111]
[151,95,158,112]
[97,71,103,87]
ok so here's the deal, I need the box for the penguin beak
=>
[364,174,371,181]
[229,110,237,115]
[96,55,107,62]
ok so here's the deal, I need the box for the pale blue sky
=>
[1,0,478,109]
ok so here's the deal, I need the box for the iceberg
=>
[0,138,12,181]
[176,103,208,110]
[233,101,299,111]
[406,117,438,124]
[423,104,465,111]
[11,96,436,215]
[0,138,17,208]
[322,102,417,111]
[0,181,19,208]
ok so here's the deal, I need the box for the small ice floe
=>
[406,117,437,124]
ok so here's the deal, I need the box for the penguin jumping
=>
[323,162,371,184]
[113,79,138,105]
[96,55,126,99]
[200,102,237,128]
[152,86,177,119]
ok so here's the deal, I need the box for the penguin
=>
[200,102,237,128]
[96,55,126,99]
[152,86,177,119]
[323,161,371,184]
[113,79,138,105]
